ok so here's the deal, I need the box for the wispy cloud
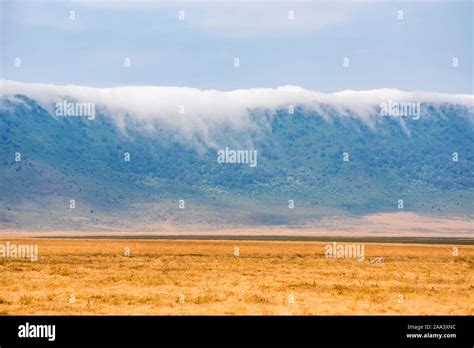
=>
[3,1,87,32]
[180,3,354,37]
[9,0,366,36]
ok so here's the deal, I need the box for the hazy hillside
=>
[1,81,473,230]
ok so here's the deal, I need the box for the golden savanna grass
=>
[0,238,472,315]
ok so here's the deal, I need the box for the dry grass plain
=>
[0,238,472,315]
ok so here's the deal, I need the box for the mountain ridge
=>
[0,80,473,231]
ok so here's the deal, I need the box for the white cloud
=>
[183,3,354,37]
[3,2,87,32]
[1,79,473,149]
[8,0,366,36]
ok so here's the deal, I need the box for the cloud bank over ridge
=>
[1,79,473,149]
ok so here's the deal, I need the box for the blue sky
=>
[1,0,472,93]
